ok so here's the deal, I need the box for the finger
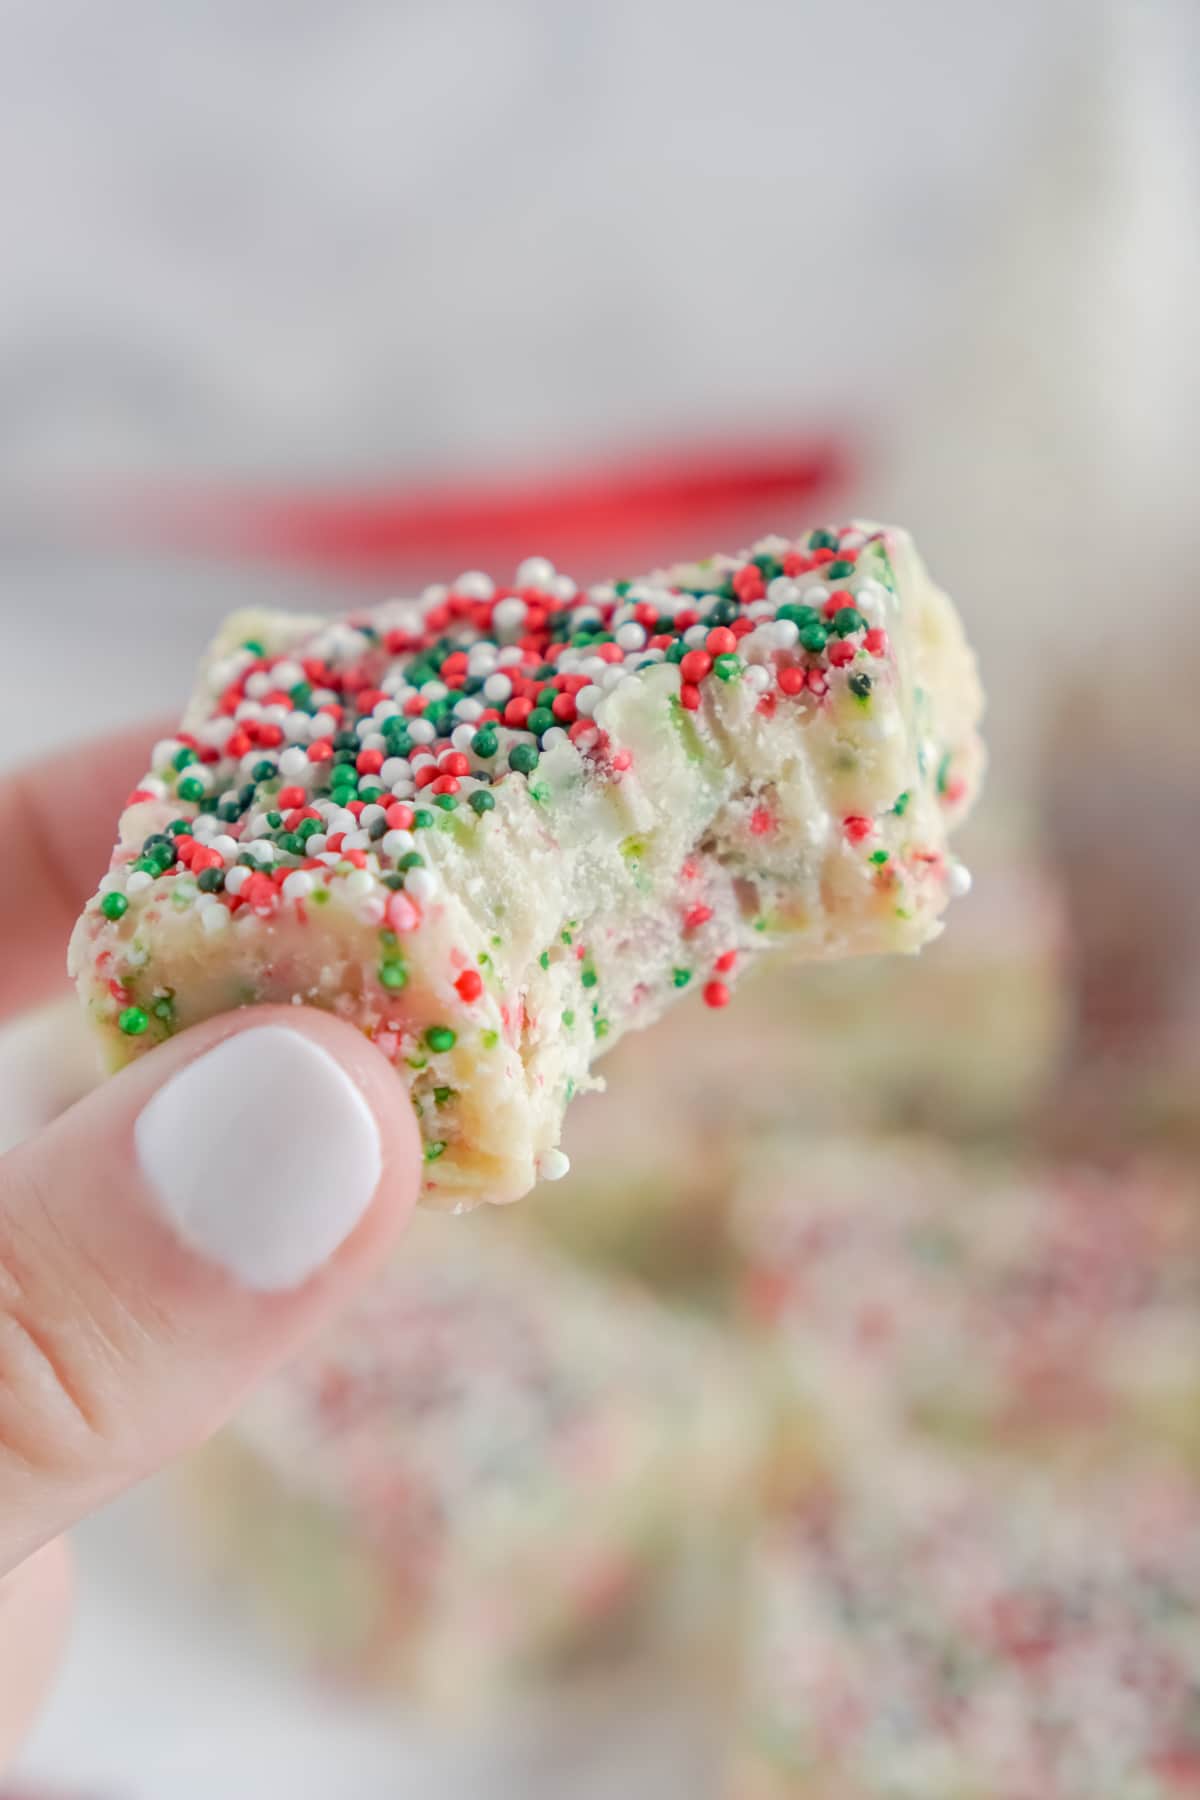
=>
[0,1006,420,1575]
[0,719,170,1019]
[0,1540,72,1770]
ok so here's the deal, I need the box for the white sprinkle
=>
[211,835,240,862]
[773,620,800,650]
[244,839,277,865]
[548,575,577,602]
[452,703,482,729]
[244,671,273,700]
[421,582,450,606]
[408,719,436,745]
[310,712,338,739]
[344,869,374,899]
[615,622,646,651]
[492,597,527,640]
[497,646,525,668]
[767,577,800,609]
[381,757,410,785]
[282,870,315,902]
[151,738,183,770]
[125,870,154,895]
[541,726,569,750]
[279,746,309,777]
[948,861,973,899]
[455,570,494,600]
[419,680,448,702]
[539,1148,571,1181]
[484,672,513,704]
[382,829,414,860]
[806,584,830,609]
[405,867,437,904]
[341,829,371,853]
[744,665,771,693]
[515,555,556,588]
[360,804,387,829]
[304,833,328,856]
[224,866,251,896]
[575,684,603,718]
[199,900,230,934]
[683,624,708,647]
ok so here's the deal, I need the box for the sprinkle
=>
[118,1006,149,1035]
[455,969,484,1003]
[425,1025,457,1053]
[100,892,129,922]
[703,980,730,1008]
[539,1147,571,1181]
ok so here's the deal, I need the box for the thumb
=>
[0,1008,421,1574]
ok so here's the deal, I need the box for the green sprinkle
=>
[869,849,889,865]
[826,559,855,579]
[892,790,911,816]
[197,867,225,893]
[118,1006,148,1036]
[799,623,828,654]
[252,760,278,782]
[527,708,555,737]
[672,968,691,988]
[433,793,457,811]
[833,607,865,637]
[471,727,499,759]
[167,820,191,836]
[809,528,838,551]
[424,1140,447,1163]
[713,653,741,681]
[580,966,598,989]
[593,1018,609,1038]
[539,950,550,969]
[480,1029,499,1049]
[433,1086,455,1106]
[176,776,206,804]
[100,892,129,921]
[425,1025,457,1054]
[469,790,495,815]
[172,746,197,771]
[508,743,539,775]
[937,751,953,796]
[562,1009,575,1028]
[379,960,408,990]
[848,672,872,699]
[413,809,435,830]
[561,929,573,945]
[241,638,266,656]
[399,852,424,871]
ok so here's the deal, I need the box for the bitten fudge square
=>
[70,523,983,1209]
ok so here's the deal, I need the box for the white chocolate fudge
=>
[731,1452,1200,1800]
[183,1219,758,1707]
[70,524,983,1207]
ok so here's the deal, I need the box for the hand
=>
[0,723,421,1768]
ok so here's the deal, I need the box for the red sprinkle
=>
[714,950,737,973]
[778,666,806,696]
[750,807,775,836]
[703,980,731,1008]
[455,969,484,1003]
[680,683,702,711]
[680,650,713,683]
[865,627,888,656]
[844,815,874,843]
[386,802,415,830]
[705,626,737,655]
[684,904,713,933]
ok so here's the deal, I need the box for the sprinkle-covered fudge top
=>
[94,522,961,960]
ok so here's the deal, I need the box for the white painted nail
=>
[135,1026,382,1291]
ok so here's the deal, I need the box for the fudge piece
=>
[70,524,982,1207]
[733,1139,1200,1479]
[183,1218,759,1707]
[731,1452,1200,1800]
